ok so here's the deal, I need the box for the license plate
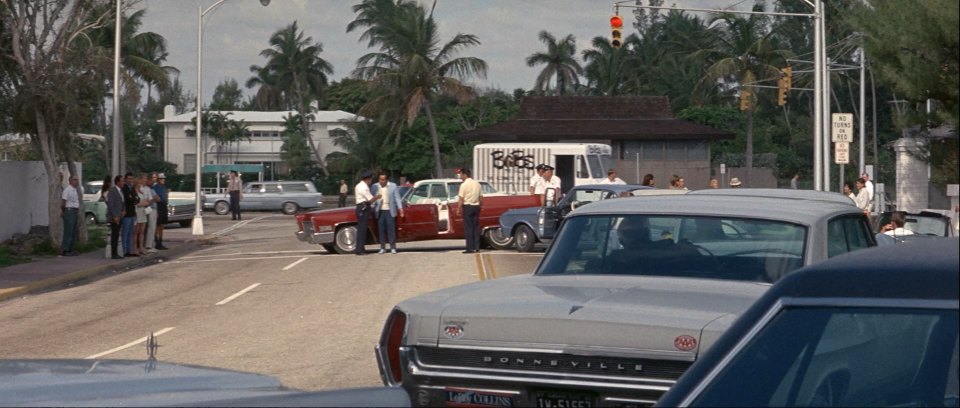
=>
[445,387,515,407]
[533,390,595,408]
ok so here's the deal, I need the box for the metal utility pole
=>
[859,49,866,176]
[111,0,122,178]
[812,0,823,191]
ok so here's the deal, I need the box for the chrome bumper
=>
[296,230,334,245]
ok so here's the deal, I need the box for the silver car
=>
[375,193,876,407]
[205,181,323,215]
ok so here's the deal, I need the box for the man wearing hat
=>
[354,170,381,255]
[152,173,169,250]
[528,164,546,194]
[535,165,562,205]
[729,177,742,188]
[600,169,625,185]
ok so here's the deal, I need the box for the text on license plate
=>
[535,390,594,408]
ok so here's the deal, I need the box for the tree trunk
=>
[745,108,754,186]
[424,102,444,178]
[35,112,64,252]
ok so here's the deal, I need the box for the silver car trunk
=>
[435,275,769,356]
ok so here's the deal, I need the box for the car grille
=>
[169,204,193,217]
[415,347,691,380]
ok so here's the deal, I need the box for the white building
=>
[158,105,360,178]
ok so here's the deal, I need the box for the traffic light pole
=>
[613,0,828,190]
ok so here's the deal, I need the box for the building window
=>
[642,141,663,161]
[664,141,686,161]
[621,140,642,159]
[183,154,196,173]
[688,140,708,160]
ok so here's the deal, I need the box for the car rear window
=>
[692,306,959,407]
[282,183,309,192]
[537,215,807,283]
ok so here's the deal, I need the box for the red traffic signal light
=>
[610,15,623,49]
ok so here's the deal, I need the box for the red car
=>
[296,179,540,254]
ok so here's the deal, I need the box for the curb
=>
[0,235,219,303]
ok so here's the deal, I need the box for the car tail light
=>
[380,309,407,384]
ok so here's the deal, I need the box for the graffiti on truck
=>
[490,150,536,170]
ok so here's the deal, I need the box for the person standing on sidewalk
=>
[227,170,243,220]
[60,175,81,256]
[152,173,169,250]
[107,175,125,259]
[338,179,348,208]
[456,168,482,254]
[141,173,159,253]
[121,173,139,257]
[372,173,404,254]
[354,171,380,256]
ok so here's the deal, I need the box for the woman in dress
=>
[133,176,150,256]
[854,178,871,215]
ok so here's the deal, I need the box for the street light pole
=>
[193,0,270,236]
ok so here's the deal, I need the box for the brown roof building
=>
[457,96,734,189]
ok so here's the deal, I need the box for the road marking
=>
[484,254,498,279]
[174,255,321,264]
[475,253,486,281]
[216,283,261,306]
[85,327,175,359]
[181,249,322,260]
[282,257,308,271]
[213,215,271,236]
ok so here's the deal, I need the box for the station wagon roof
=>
[571,194,864,225]
[688,188,857,206]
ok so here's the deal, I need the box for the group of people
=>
[352,171,405,255]
[102,172,170,259]
[528,164,562,204]
[842,172,875,215]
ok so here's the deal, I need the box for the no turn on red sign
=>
[831,113,854,143]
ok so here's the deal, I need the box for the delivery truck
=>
[473,143,613,194]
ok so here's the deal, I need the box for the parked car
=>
[375,194,876,407]
[874,210,958,238]
[657,238,959,407]
[498,184,651,251]
[295,179,539,254]
[204,180,323,215]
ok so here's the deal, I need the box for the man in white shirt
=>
[535,165,562,205]
[60,175,81,256]
[353,171,381,255]
[861,172,875,213]
[141,173,159,252]
[600,169,626,185]
[456,168,483,253]
[528,164,545,194]
[880,211,914,238]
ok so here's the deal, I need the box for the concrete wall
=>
[0,162,53,242]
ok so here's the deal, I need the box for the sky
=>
[137,0,752,110]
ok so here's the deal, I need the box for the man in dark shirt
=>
[121,173,139,257]
[152,173,169,250]
[107,175,125,259]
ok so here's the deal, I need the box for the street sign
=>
[719,163,726,174]
[831,113,854,143]
[834,142,850,164]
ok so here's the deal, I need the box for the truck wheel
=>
[281,201,299,215]
[214,201,230,215]
[483,228,515,250]
[514,225,537,252]
[334,225,358,254]
[85,212,97,225]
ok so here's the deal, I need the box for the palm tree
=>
[349,0,488,177]
[581,34,637,96]
[250,21,334,175]
[693,9,793,185]
[526,31,583,96]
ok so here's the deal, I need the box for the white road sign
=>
[831,113,854,143]
[835,142,850,164]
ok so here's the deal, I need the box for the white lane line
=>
[215,283,261,306]
[213,215,271,236]
[181,249,321,260]
[85,327,175,359]
[282,257,308,271]
[174,255,320,264]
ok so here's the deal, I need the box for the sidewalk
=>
[0,227,217,303]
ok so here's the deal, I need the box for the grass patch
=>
[0,245,29,267]
[76,226,107,253]
[31,239,58,256]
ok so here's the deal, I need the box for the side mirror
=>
[543,188,558,208]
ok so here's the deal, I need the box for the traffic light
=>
[776,66,792,106]
[610,15,623,49]
[739,88,752,111]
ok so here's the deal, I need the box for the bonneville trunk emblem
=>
[674,335,697,352]
[443,324,465,339]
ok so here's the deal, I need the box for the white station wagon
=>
[375,192,876,407]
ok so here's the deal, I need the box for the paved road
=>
[0,212,542,391]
